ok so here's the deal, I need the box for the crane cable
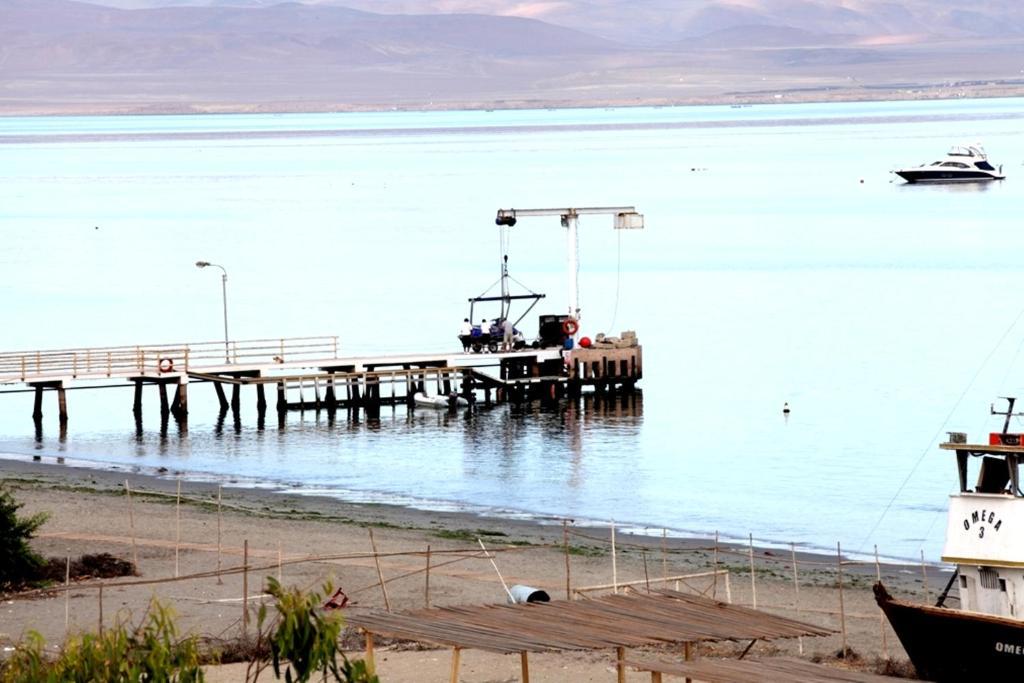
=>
[606,228,623,334]
[857,304,1024,555]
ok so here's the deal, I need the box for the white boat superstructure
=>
[895,144,1005,183]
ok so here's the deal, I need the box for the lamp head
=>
[195,261,210,268]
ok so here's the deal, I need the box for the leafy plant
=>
[0,485,48,591]
[248,577,378,683]
[0,599,205,682]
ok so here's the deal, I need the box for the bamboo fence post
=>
[791,542,803,655]
[563,520,571,600]
[661,528,668,584]
[616,646,626,683]
[174,479,181,578]
[875,545,889,659]
[242,539,249,635]
[713,531,719,599]
[425,545,432,609]
[125,480,138,570]
[216,486,223,585]
[64,555,70,634]
[837,541,848,655]
[725,569,732,603]
[643,551,651,593]
[368,528,391,612]
[921,549,930,604]
[520,651,530,683]
[364,632,375,677]
[449,647,462,683]
[97,583,103,634]
[748,533,757,608]
[611,521,618,594]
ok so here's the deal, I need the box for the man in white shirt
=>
[458,318,473,351]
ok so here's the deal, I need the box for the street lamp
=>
[195,261,230,363]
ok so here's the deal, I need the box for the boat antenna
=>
[990,397,1023,434]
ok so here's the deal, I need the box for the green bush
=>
[0,599,205,682]
[249,577,378,683]
[0,486,48,591]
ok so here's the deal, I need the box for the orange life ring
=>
[159,358,174,373]
[562,319,579,335]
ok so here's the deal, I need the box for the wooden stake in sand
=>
[563,520,571,600]
[791,542,803,655]
[242,539,249,635]
[611,521,618,594]
[875,545,889,659]
[837,541,848,655]
[216,486,223,586]
[748,533,757,609]
[64,555,70,634]
[449,647,462,683]
[643,551,651,592]
[616,646,626,683]
[97,583,103,634]
[921,549,931,604]
[662,528,668,584]
[713,530,720,599]
[364,631,376,676]
[520,651,530,683]
[368,528,391,612]
[277,541,283,582]
[174,479,181,578]
[425,545,432,609]
[124,480,138,570]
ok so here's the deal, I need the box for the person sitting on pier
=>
[459,318,473,352]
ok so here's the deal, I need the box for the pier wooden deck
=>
[0,337,642,429]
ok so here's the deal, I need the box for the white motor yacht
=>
[895,144,1005,183]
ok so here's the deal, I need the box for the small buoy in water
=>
[783,402,791,414]
[859,179,864,184]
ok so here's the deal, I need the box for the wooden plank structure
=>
[624,655,908,683]
[0,337,642,430]
[347,589,832,682]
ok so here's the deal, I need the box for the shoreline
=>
[3,85,1024,119]
[0,455,936,575]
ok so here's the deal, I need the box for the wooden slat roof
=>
[346,589,833,655]
[625,655,912,683]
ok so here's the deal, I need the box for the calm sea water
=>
[3,98,1024,561]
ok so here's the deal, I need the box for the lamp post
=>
[195,261,230,363]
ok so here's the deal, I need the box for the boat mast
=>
[991,397,1023,434]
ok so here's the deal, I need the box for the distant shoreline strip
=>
[3,111,1024,145]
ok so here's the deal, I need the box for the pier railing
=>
[0,336,339,384]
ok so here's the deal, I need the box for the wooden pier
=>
[0,336,642,430]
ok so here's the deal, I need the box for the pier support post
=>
[32,386,44,420]
[276,382,286,414]
[158,382,170,418]
[132,380,143,418]
[57,387,68,424]
[177,381,188,415]
[325,378,337,414]
[213,382,229,412]
[230,384,240,414]
[256,384,267,414]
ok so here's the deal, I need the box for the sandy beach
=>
[0,457,937,680]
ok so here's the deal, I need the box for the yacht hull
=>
[875,582,1024,681]
[895,170,1003,183]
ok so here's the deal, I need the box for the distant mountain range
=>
[2,0,1023,114]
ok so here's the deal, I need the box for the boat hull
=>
[895,169,1003,183]
[874,582,1024,681]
